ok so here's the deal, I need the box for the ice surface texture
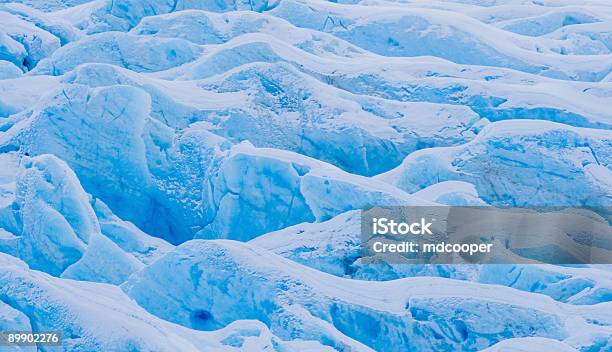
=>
[0,0,611,351]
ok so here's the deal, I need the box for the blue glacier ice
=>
[378,120,612,206]
[59,61,484,176]
[0,253,334,351]
[123,239,611,352]
[31,31,202,75]
[1,78,438,242]
[0,9,60,70]
[0,152,155,283]
[130,9,367,58]
[267,0,612,81]
[0,0,610,351]
[496,7,602,37]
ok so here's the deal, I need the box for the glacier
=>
[0,0,610,351]
[124,239,594,351]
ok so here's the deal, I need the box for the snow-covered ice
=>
[0,0,610,351]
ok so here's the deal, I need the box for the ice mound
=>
[199,141,431,241]
[478,264,612,305]
[268,0,612,81]
[0,153,145,283]
[0,10,60,70]
[315,63,612,129]
[131,9,366,58]
[64,0,275,34]
[1,153,94,275]
[378,120,612,206]
[197,61,484,175]
[252,209,612,305]
[123,239,610,351]
[0,253,330,351]
[2,80,432,242]
[60,63,200,128]
[546,21,612,55]
[4,84,157,232]
[496,7,603,37]
[21,61,481,176]
[1,3,82,41]
[159,32,611,129]
[62,60,483,176]
[250,211,363,277]
[32,32,202,75]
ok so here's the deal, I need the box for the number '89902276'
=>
[0,332,62,346]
